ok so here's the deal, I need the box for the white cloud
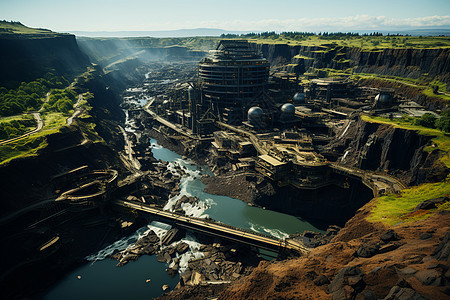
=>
[178,15,450,32]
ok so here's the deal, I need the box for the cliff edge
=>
[0,21,89,87]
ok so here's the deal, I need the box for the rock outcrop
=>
[326,117,448,186]
[249,43,450,83]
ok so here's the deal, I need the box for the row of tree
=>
[220,31,391,39]
[413,111,450,132]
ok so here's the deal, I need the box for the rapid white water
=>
[163,158,211,218]
[85,227,146,261]
[249,222,290,240]
[168,233,204,274]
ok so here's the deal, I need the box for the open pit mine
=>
[1,33,449,300]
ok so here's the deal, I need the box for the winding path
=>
[67,94,83,125]
[0,112,43,145]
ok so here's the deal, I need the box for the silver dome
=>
[248,107,263,125]
[248,106,263,118]
[281,103,295,114]
[374,93,391,108]
[280,103,295,122]
[293,93,306,103]
[375,94,390,103]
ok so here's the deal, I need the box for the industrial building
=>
[198,40,270,124]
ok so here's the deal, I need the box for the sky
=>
[1,0,450,32]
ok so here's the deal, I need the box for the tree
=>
[56,98,73,114]
[436,110,450,132]
[415,113,437,128]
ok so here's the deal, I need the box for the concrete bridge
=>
[114,199,309,256]
[329,163,405,196]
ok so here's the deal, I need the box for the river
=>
[43,129,324,300]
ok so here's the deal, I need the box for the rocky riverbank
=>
[202,173,275,203]
[216,205,450,299]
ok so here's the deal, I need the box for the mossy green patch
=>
[0,135,48,165]
[76,120,104,143]
[41,112,66,131]
[0,114,36,140]
[367,181,450,226]
[293,55,314,60]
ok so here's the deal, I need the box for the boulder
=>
[433,231,450,261]
[190,271,205,285]
[358,289,377,300]
[414,269,443,286]
[415,197,448,210]
[399,267,417,275]
[356,242,380,258]
[175,242,190,255]
[379,242,403,254]
[329,266,364,295]
[163,252,172,263]
[314,274,330,286]
[380,230,401,243]
[156,253,167,263]
[420,233,433,240]
[384,286,426,300]
[161,228,184,245]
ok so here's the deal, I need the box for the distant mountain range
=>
[69,28,252,38]
[69,27,450,38]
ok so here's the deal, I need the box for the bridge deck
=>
[114,200,309,255]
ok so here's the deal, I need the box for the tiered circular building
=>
[198,40,270,124]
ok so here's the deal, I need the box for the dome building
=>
[292,93,306,105]
[280,103,296,122]
[247,106,264,128]
[374,93,391,107]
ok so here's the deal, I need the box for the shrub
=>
[436,110,450,132]
[414,113,437,128]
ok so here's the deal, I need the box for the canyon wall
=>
[327,117,448,186]
[0,34,89,86]
[249,43,450,83]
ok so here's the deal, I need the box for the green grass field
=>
[0,112,66,165]
[368,181,450,226]
[0,134,48,165]
[248,35,450,50]
[0,21,61,36]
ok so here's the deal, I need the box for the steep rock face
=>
[249,43,450,83]
[327,118,448,185]
[0,34,89,85]
[77,38,206,68]
[249,43,301,64]
[350,48,450,81]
